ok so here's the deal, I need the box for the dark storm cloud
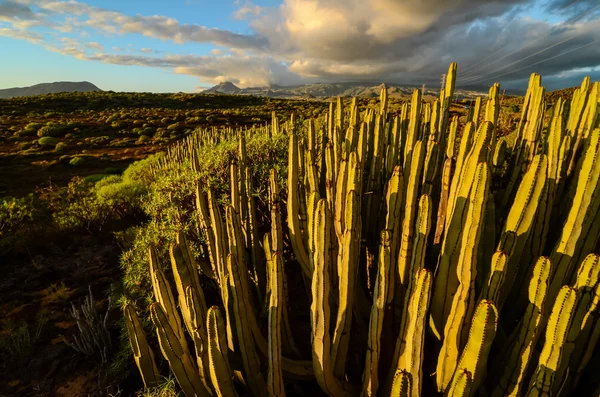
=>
[1,0,599,89]
[0,1,34,19]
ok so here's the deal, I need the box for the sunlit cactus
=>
[127,64,600,397]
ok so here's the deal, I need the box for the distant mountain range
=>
[203,81,487,99]
[0,80,489,100]
[0,81,101,99]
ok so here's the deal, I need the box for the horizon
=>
[1,0,599,93]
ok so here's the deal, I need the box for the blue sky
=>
[1,0,599,92]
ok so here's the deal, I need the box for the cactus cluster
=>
[125,64,600,396]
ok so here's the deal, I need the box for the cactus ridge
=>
[126,66,600,397]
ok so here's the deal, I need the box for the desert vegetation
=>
[2,63,599,396]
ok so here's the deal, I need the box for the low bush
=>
[38,136,59,146]
[0,195,36,254]
[55,142,68,152]
[69,156,86,167]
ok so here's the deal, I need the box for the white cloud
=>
[86,41,103,50]
[0,0,599,89]
[234,1,262,20]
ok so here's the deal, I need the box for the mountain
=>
[203,81,484,99]
[0,81,101,99]
[202,81,241,94]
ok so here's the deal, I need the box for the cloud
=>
[17,0,269,50]
[0,26,42,42]
[79,51,303,87]
[0,1,34,20]
[0,0,599,90]
[86,41,103,50]
[234,1,262,20]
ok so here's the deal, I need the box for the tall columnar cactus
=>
[525,286,578,396]
[446,300,498,396]
[207,306,238,397]
[436,162,490,391]
[128,64,600,397]
[123,304,161,389]
[363,230,392,397]
[150,303,211,397]
[311,199,353,397]
[431,122,493,340]
[549,128,600,306]
[389,268,432,397]
[268,252,286,397]
[490,256,551,397]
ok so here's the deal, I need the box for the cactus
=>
[150,303,211,397]
[363,230,392,397]
[447,369,473,397]
[436,162,490,391]
[207,306,239,397]
[331,190,361,377]
[391,370,412,397]
[126,64,600,397]
[225,253,268,396]
[123,304,161,389]
[525,286,577,396]
[389,268,432,397]
[287,132,311,278]
[311,199,352,397]
[446,300,498,395]
[268,253,286,397]
[491,256,551,397]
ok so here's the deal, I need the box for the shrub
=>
[69,156,86,167]
[37,122,67,138]
[38,136,59,146]
[84,174,109,184]
[166,122,182,131]
[45,177,110,233]
[19,122,42,137]
[95,175,147,217]
[104,167,124,175]
[55,142,68,152]
[0,196,35,254]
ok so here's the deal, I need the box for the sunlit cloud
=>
[0,0,599,89]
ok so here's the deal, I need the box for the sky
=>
[0,0,599,92]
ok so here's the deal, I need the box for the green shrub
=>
[0,196,35,254]
[84,174,109,184]
[104,167,124,175]
[19,122,42,137]
[166,122,182,131]
[47,177,110,233]
[18,141,34,151]
[69,156,86,167]
[38,136,59,146]
[95,175,147,217]
[55,142,68,152]
[37,122,66,138]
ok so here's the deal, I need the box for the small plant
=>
[38,136,59,146]
[69,156,86,167]
[55,142,68,152]
[64,285,113,364]
[41,282,73,305]
[0,312,47,370]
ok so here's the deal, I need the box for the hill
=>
[203,81,484,99]
[202,81,241,94]
[0,81,101,99]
